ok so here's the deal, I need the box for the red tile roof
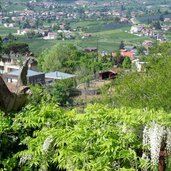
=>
[120,51,135,60]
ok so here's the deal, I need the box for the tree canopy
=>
[38,44,81,73]
[2,42,30,56]
[111,43,171,112]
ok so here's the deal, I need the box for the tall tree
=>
[119,41,125,49]
[38,44,81,73]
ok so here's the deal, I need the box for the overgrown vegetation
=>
[1,43,171,170]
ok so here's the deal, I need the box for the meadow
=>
[0,26,18,36]
[0,24,152,55]
[14,27,148,55]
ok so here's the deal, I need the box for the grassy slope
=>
[14,27,148,55]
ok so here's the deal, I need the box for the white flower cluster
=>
[42,135,53,153]
[112,161,120,170]
[143,122,166,164]
[122,123,127,133]
[166,128,171,154]
[19,155,32,165]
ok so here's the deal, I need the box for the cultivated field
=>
[0,25,154,55]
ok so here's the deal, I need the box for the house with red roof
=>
[120,50,135,60]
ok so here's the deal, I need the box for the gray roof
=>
[7,69,44,77]
[124,46,136,50]
[45,71,75,80]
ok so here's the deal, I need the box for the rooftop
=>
[7,69,44,77]
[45,71,75,80]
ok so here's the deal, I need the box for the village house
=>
[120,50,135,60]
[43,32,58,40]
[164,18,171,22]
[142,40,153,49]
[0,55,38,74]
[132,59,147,72]
[4,23,15,28]
[17,29,32,35]
[130,25,144,34]
[120,17,129,22]
[120,46,137,60]
[81,33,92,39]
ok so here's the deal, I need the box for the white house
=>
[130,25,143,34]
[132,59,147,72]
[17,29,32,35]
[44,32,58,40]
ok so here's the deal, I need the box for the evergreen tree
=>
[119,41,124,49]
[153,21,161,30]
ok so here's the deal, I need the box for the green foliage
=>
[10,103,171,170]
[137,46,146,55]
[77,52,98,84]
[2,42,30,56]
[51,79,74,105]
[12,102,73,170]
[0,112,11,134]
[0,112,19,170]
[113,43,171,111]
[6,33,16,42]
[152,21,161,30]
[122,57,131,69]
[29,85,52,105]
[39,43,112,86]
[38,44,81,73]
[2,42,171,171]
[119,41,125,49]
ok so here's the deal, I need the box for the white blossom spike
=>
[42,135,53,153]
[142,122,165,164]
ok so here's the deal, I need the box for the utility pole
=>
[93,37,99,79]
[96,38,99,62]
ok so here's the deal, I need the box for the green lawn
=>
[0,26,18,36]
[165,31,171,41]
[70,20,108,29]
[76,28,148,52]
[1,0,28,11]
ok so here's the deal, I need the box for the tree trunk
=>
[159,148,166,171]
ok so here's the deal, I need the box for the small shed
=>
[99,70,117,80]
[84,47,97,52]
[5,69,45,85]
